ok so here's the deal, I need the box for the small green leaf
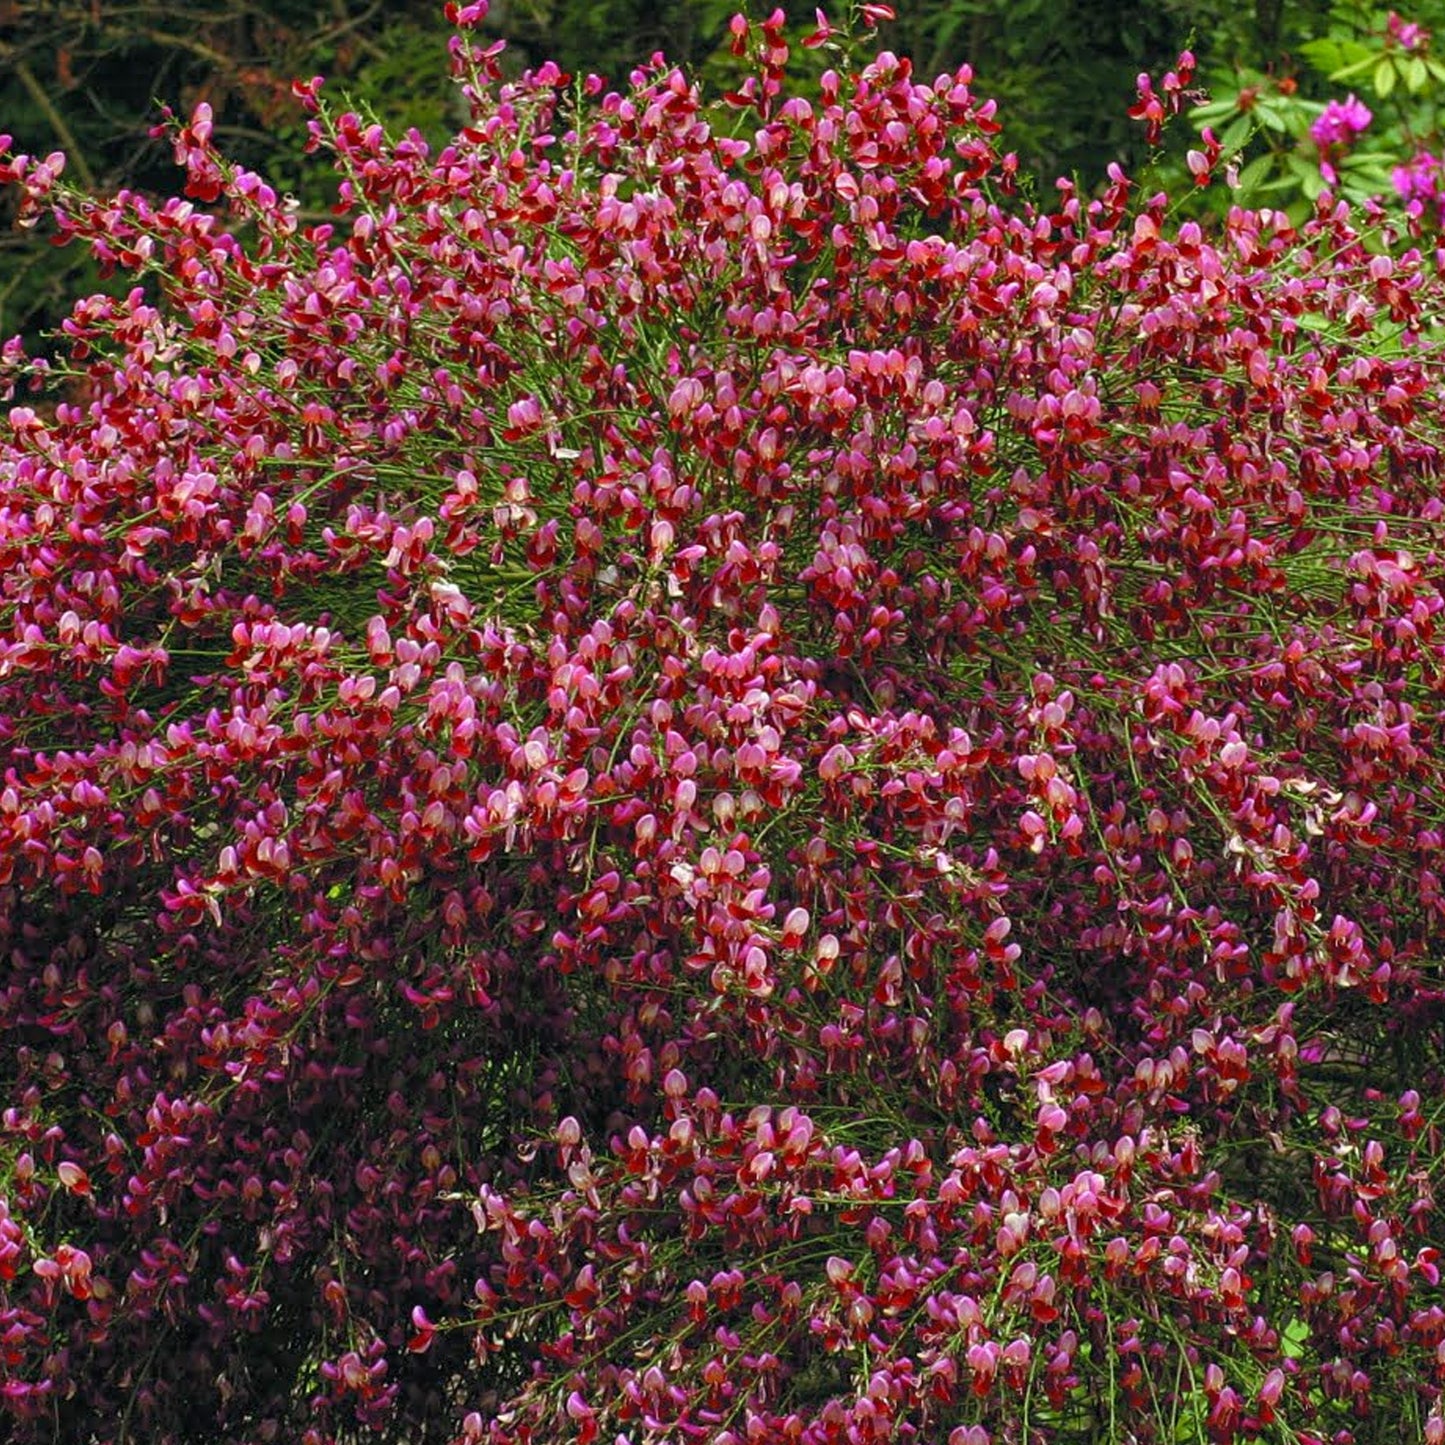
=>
[1219,115,1254,151]
[1406,55,1429,93]
[1254,101,1289,132]
[1375,58,1397,97]
[1234,152,1277,198]
[1278,106,1315,140]
[1330,53,1386,82]
[1190,98,1241,124]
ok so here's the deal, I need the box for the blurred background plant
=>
[1185,2,1445,221]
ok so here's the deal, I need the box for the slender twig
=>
[137,27,238,70]
[317,0,389,63]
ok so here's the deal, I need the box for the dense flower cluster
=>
[1,3,1445,1442]
[1311,95,1373,191]
[1389,9,1430,54]
[1394,148,1445,223]
[1310,94,1372,149]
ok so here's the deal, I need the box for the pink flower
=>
[1310,94,1372,148]
[1393,148,1445,221]
[1388,10,1429,51]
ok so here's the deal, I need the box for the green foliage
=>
[1185,2,1445,220]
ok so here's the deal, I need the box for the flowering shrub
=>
[2,3,1445,1442]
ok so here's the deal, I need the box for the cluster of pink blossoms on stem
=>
[1394,148,1445,223]
[0,3,1444,1443]
[1312,94,1373,188]
[1311,94,1373,149]
[1389,9,1430,52]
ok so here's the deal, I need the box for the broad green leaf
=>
[1329,53,1387,82]
[1190,97,1241,125]
[1375,57,1397,96]
[1254,101,1289,132]
[1285,152,1319,180]
[1338,153,1395,187]
[1299,36,1374,78]
[1279,106,1316,140]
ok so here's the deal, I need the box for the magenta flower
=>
[1394,148,1445,221]
[1388,10,1429,51]
[1310,93,1372,148]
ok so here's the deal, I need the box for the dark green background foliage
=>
[0,0,1399,343]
